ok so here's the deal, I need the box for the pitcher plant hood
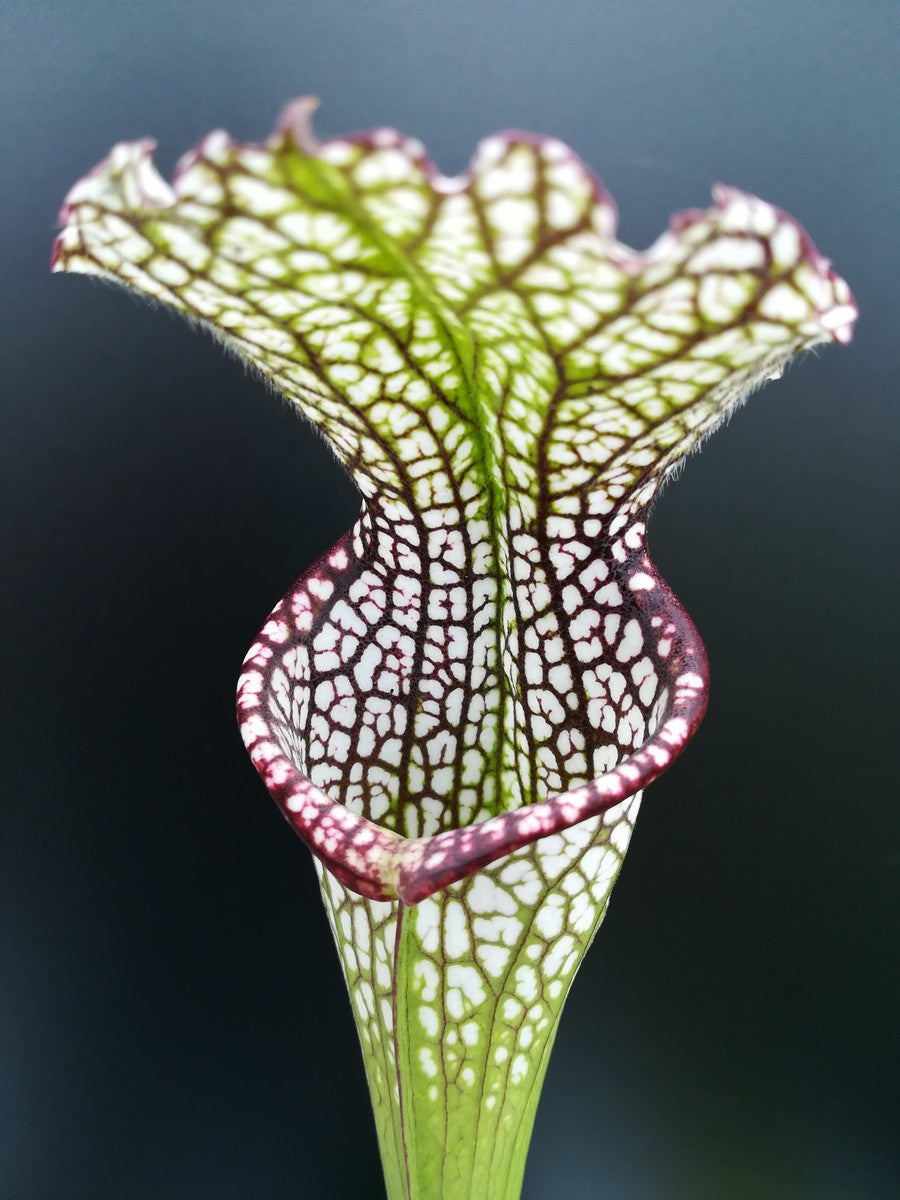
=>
[53,99,857,906]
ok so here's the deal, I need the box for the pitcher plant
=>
[53,98,856,1200]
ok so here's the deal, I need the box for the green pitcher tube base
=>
[319,804,632,1200]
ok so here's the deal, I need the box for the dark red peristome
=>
[237,526,707,906]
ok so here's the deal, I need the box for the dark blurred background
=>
[2,2,897,1197]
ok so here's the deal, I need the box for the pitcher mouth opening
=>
[236,522,709,907]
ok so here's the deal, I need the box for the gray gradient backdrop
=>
[2,2,898,1197]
